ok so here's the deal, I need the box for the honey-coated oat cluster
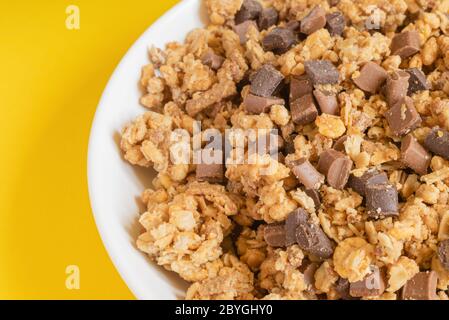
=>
[121,0,449,300]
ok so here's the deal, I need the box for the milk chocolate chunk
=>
[262,27,297,54]
[391,31,421,59]
[197,163,225,184]
[295,215,334,259]
[406,68,429,94]
[300,261,319,291]
[304,188,321,209]
[244,94,285,114]
[402,271,438,300]
[353,62,387,94]
[201,50,225,71]
[424,127,449,161]
[385,97,422,137]
[304,60,340,85]
[235,20,258,44]
[258,7,279,30]
[438,240,449,271]
[290,158,325,190]
[285,209,309,246]
[285,20,300,32]
[290,75,313,101]
[264,223,286,247]
[313,90,339,115]
[335,278,353,300]
[317,149,353,190]
[235,0,263,24]
[366,184,399,219]
[350,266,386,297]
[401,134,431,175]
[250,64,284,97]
[291,94,319,125]
[325,12,345,36]
[386,70,410,107]
[300,6,327,35]
[333,135,348,152]
[348,170,388,197]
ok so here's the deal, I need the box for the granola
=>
[120,0,449,300]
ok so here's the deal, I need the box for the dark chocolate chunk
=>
[201,50,225,71]
[438,240,449,271]
[391,31,421,59]
[304,188,321,209]
[262,27,297,54]
[235,0,263,24]
[317,149,353,190]
[350,266,386,297]
[353,62,387,94]
[333,135,348,152]
[244,94,285,114]
[385,97,422,137]
[285,20,300,32]
[304,60,340,85]
[401,134,431,175]
[348,169,388,197]
[250,64,284,97]
[424,127,449,161]
[290,158,325,190]
[290,94,319,125]
[406,68,429,95]
[290,75,314,101]
[285,209,309,246]
[386,70,410,107]
[402,271,439,300]
[235,20,258,44]
[313,90,339,115]
[366,184,399,219]
[295,216,334,259]
[325,12,345,36]
[264,223,286,247]
[258,7,279,30]
[335,278,354,300]
[300,6,327,35]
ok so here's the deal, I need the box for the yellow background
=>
[0,0,179,299]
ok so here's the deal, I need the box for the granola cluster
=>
[120,0,449,300]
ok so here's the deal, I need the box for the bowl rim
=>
[87,0,198,300]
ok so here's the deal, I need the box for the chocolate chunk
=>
[285,20,300,32]
[424,127,449,161]
[300,6,327,35]
[386,70,410,107]
[290,94,319,125]
[313,90,339,115]
[290,158,325,190]
[201,50,225,71]
[250,64,284,97]
[333,135,348,152]
[385,97,422,137]
[258,7,279,30]
[366,184,399,219]
[196,163,225,184]
[335,278,354,300]
[325,12,345,36]
[304,188,321,209]
[290,75,314,101]
[438,240,449,271]
[285,209,309,246]
[264,223,286,247]
[295,215,334,260]
[353,62,387,94]
[300,261,319,292]
[317,149,353,190]
[244,94,285,114]
[406,68,429,94]
[235,0,263,24]
[304,60,340,85]
[350,266,386,297]
[402,271,438,300]
[235,20,258,44]
[401,134,431,175]
[262,27,297,54]
[391,31,421,59]
[348,170,388,197]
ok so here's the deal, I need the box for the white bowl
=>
[87,0,208,300]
